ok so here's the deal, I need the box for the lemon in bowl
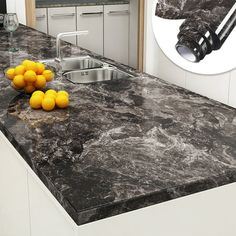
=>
[4,59,55,94]
[5,68,15,80]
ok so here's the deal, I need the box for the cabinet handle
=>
[108,10,129,15]
[81,12,103,16]
[51,13,75,18]
[36,15,46,20]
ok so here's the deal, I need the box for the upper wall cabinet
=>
[77,6,104,55]
[104,4,130,65]
[35,8,48,34]
[48,7,76,45]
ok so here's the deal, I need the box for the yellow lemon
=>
[36,62,45,75]
[22,59,31,67]
[45,89,57,98]
[24,70,37,83]
[56,94,69,109]
[13,75,26,89]
[57,90,69,98]
[32,90,45,98]
[34,75,46,89]
[44,94,56,101]
[25,61,38,72]
[11,81,21,90]
[30,95,43,109]
[43,70,54,82]
[14,65,26,75]
[26,82,33,86]
[42,97,55,111]
[24,84,36,94]
[6,68,15,80]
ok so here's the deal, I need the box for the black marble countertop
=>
[1,25,236,226]
[36,0,129,8]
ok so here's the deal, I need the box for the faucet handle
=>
[57,30,88,40]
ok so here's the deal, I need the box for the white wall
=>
[6,0,26,25]
[144,0,236,108]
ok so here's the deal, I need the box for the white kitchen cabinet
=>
[48,7,76,45]
[28,172,76,236]
[77,6,104,55]
[104,4,129,65]
[35,8,48,34]
[0,132,30,236]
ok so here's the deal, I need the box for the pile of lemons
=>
[30,89,69,111]
[5,60,54,93]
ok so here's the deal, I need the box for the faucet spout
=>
[55,30,89,62]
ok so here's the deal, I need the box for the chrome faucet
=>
[55,31,89,62]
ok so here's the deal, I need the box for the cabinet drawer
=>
[48,7,76,45]
[36,8,48,34]
[77,6,104,55]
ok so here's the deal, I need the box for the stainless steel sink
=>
[41,56,134,84]
[40,56,104,72]
[64,67,133,84]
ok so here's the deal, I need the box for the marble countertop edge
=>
[74,169,236,225]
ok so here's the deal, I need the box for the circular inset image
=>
[152,0,236,75]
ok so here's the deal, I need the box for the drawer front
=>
[48,7,76,45]
[77,6,104,55]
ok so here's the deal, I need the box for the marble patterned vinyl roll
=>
[155,0,236,62]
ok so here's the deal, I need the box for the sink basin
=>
[64,67,133,84]
[40,56,104,72]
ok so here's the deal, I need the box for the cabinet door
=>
[77,6,104,55]
[0,133,30,236]
[104,4,129,65]
[35,8,48,34]
[48,7,76,45]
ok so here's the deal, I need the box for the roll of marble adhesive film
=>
[155,0,236,63]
